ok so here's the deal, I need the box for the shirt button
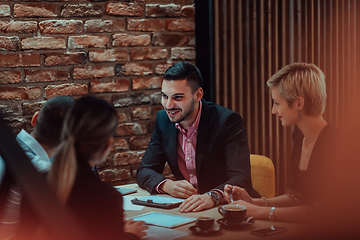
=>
[190,174,193,177]
[187,139,190,142]
[194,130,197,133]
[187,157,190,161]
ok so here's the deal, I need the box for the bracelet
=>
[269,207,276,221]
[262,197,269,207]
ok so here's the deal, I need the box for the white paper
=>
[144,225,189,240]
[123,195,145,210]
[131,212,196,228]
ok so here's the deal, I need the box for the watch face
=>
[210,191,220,200]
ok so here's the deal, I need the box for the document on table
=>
[123,195,145,210]
[144,225,189,240]
[130,212,196,228]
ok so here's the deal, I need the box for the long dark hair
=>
[48,95,118,204]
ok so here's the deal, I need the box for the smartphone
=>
[250,226,288,237]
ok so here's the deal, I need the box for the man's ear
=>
[195,87,204,101]
[31,112,39,127]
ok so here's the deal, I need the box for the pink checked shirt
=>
[174,101,202,190]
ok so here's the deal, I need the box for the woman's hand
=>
[230,200,264,219]
[224,185,254,203]
[124,219,148,238]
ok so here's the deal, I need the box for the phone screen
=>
[250,226,288,236]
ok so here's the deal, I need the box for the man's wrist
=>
[206,190,222,207]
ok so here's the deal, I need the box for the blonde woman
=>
[224,63,334,223]
[48,96,147,239]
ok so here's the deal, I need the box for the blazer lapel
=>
[195,100,211,174]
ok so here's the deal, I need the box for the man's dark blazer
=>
[137,99,259,197]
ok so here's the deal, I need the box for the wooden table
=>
[122,183,308,240]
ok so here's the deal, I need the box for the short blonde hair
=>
[267,63,326,116]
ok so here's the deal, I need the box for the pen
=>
[228,189,233,203]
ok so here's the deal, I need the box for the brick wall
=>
[0,0,195,185]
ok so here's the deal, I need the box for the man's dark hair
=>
[163,62,203,93]
[32,96,75,148]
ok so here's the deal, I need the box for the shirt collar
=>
[16,129,49,160]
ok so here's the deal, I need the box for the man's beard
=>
[166,99,195,123]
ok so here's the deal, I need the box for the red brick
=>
[98,167,131,182]
[151,92,162,105]
[112,33,150,47]
[22,37,66,50]
[14,3,57,18]
[132,76,162,90]
[132,106,151,121]
[44,52,87,66]
[113,150,145,165]
[116,63,153,76]
[0,5,11,17]
[128,136,151,150]
[175,0,194,3]
[127,18,163,32]
[0,53,40,67]
[189,33,195,45]
[112,138,129,151]
[61,3,102,18]
[73,65,114,80]
[138,0,172,2]
[5,117,32,135]
[0,86,41,100]
[146,4,181,17]
[85,19,125,33]
[151,105,164,119]
[22,101,46,116]
[130,48,167,61]
[0,104,21,117]
[113,93,150,108]
[0,70,21,84]
[39,20,83,34]
[69,35,108,49]
[117,112,128,123]
[89,49,128,62]
[152,33,187,46]
[155,62,172,75]
[24,69,68,83]
[45,83,88,99]
[171,47,195,60]
[166,19,195,31]
[181,4,194,17]
[0,36,20,51]
[0,21,37,33]
[106,2,144,17]
[117,122,147,136]
[89,79,129,93]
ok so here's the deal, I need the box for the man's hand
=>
[178,194,214,213]
[124,219,148,238]
[161,180,198,199]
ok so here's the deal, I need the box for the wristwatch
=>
[207,190,221,207]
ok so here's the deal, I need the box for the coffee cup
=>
[218,204,246,223]
[196,215,214,230]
